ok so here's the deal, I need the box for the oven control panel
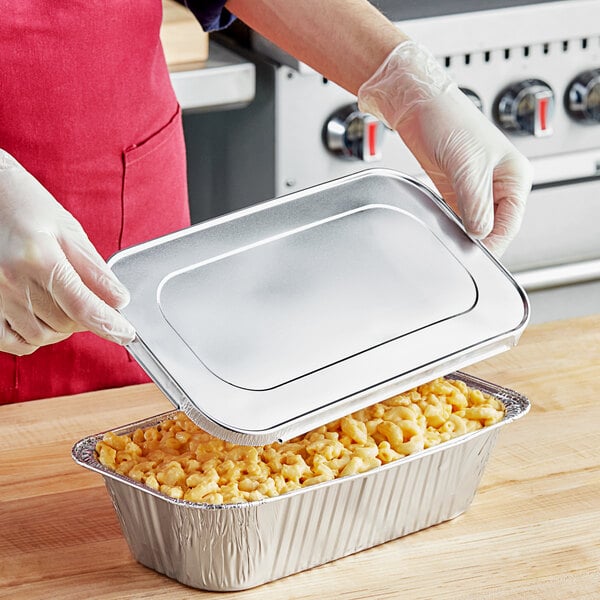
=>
[265,0,600,188]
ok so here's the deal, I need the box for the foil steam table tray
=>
[108,169,529,446]
[72,373,530,592]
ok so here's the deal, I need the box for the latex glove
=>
[0,150,136,355]
[358,40,533,256]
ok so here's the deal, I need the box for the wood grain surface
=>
[161,0,209,67]
[1,315,599,599]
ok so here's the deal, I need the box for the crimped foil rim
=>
[71,372,529,510]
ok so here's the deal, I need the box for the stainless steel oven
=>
[183,0,600,324]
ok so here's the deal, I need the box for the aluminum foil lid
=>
[109,169,529,445]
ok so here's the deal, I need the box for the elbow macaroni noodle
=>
[96,378,504,505]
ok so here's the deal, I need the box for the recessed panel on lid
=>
[159,206,477,390]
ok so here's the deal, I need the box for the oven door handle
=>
[514,258,600,291]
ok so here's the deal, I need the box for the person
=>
[0,0,532,404]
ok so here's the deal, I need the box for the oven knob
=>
[565,68,600,124]
[460,88,483,112]
[323,104,384,161]
[494,79,554,136]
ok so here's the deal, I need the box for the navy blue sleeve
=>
[177,1,236,32]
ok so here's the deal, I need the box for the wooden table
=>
[1,316,599,599]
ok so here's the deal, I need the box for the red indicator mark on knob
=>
[367,121,378,157]
[537,96,549,131]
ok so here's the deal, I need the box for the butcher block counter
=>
[1,315,599,599]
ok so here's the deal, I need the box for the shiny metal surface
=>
[169,41,255,112]
[494,78,555,136]
[110,170,528,445]
[565,68,600,124]
[515,258,600,291]
[161,206,475,390]
[323,103,385,161]
[72,373,530,592]
[501,178,600,272]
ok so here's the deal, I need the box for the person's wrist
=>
[357,40,456,129]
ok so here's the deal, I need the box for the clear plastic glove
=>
[0,150,136,355]
[358,40,533,256]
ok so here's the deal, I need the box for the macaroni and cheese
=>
[96,377,504,505]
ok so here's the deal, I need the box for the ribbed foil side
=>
[73,374,529,591]
[103,429,499,591]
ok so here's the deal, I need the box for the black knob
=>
[494,79,554,136]
[565,68,600,124]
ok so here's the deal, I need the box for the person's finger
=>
[483,194,527,257]
[438,132,494,239]
[0,318,39,356]
[47,254,136,345]
[2,296,72,347]
[482,156,532,256]
[59,225,130,309]
[8,271,83,335]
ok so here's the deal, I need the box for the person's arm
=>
[226,0,533,256]
[226,0,407,94]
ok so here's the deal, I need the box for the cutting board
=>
[160,0,209,67]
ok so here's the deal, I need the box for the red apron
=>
[0,1,191,403]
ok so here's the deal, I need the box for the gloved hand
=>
[358,40,533,256]
[0,150,136,355]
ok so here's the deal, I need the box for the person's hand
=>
[358,40,533,256]
[0,150,136,355]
